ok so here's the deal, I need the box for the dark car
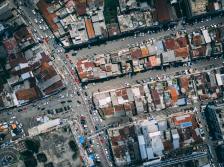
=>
[61,101,66,104]
[67,100,72,103]
[84,92,88,96]
[77,100,81,104]
[77,91,80,96]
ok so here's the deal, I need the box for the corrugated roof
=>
[174,47,189,58]
[151,89,160,105]
[16,87,38,100]
[85,19,95,39]
[39,62,57,81]
[155,0,171,22]
[140,47,149,57]
[172,114,193,126]
[75,0,87,16]
[192,35,202,46]
[191,46,206,58]
[179,77,189,92]
[164,38,178,50]
[131,47,142,59]
[37,0,59,32]
[176,36,188,47]
[169,87,178,102]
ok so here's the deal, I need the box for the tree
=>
[68,140,78,152]
[25,139,40,153]
[24,156,37,167]
[37,153,47,163]
[20,150,33,160]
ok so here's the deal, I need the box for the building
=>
[204,103,224,140]
[0,0,13,21]
[108,124,141,166]
[28,119,61,136]
[183,0,208,18]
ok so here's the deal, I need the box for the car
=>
[77,100,81,104]
[32,9,36,15]
[77,91,80,96]
[67,100,72,102]
[136,80,141,84]
[61,101,66,104]
[84,92,88,96]
[34,19,38,23]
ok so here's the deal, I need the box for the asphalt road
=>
[74,16,224,58]
[86,57,223,93]
[4,1,224,166]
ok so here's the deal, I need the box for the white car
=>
[34,18,38,23]
[39,25,42,30]
[11,116,16,119]
[32,9,36,15]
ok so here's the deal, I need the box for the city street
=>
[74,16,224,58]
[2,1,224,166]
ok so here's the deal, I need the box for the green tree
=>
[25,139,40,153]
